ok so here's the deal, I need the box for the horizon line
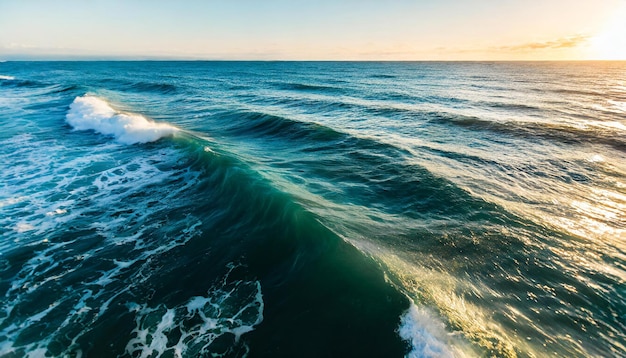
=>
[2,58,625,63]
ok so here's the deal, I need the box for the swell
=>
[261,90,471,113]
[96,78,179,94]
[0,77,76,93]
[164,135,416,356]
[183,126,607,357]
[209,107,618,215]
[125,81,178,94]
[207,109,531,257]
[0,78,44,88]
[163,129,508,356]
[210,109,514,222]
[429,112,626,151]
[215,110,345,143]
[369,74,397,79]
[545,87,606,97]
[242,91,624,151]
[204,108,626,356]
[273,81,345,93]
[478,101,544,113]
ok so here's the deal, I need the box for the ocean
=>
[0,61,624,357]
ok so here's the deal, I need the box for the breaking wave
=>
[66,96,178,144]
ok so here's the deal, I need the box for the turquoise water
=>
[0,61,624,357]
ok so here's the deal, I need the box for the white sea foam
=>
[399,304,457,358]
[45,208,67,216]
[126,275,264,357]
[330,236,478,357]
[0,75,15,80]
[588,154,605,163]
[0,196,28,208]
[14,222,35,233]
[66,96,178,144]
[0,133,206,356]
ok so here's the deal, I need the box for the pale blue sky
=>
[1,0,624,60]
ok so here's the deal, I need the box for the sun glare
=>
[589,7,626,60]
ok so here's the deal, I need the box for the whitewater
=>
[0,61,624,357]
[66,96,179,145]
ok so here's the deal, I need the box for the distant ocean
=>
[0,61,624,357]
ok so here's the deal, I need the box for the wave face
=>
[0,61,625,357]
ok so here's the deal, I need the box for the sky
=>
[1,0,625,60]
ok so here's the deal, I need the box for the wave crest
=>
[66,96,178,144]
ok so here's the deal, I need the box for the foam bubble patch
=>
[126,272,263,357]
[66,96,178,144]
[399,304,461,358]
[0,133,206,356]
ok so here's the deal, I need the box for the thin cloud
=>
[496,35,590,51]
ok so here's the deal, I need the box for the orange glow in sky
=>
[0,0,625,60]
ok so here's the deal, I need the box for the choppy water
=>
[0,61,624,357]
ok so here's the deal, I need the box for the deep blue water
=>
[0,61,625,357]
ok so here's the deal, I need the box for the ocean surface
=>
[0,61,624,357]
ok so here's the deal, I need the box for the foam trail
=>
[0,75,15,80]
[66,96,178,144]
